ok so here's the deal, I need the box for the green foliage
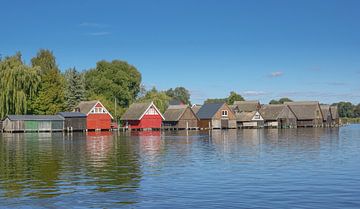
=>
[29,49,65,114]
[166,87,191,105]
[0,53,41,118]
[269,98,293,104]
[227,91,244,105]
[85,60,141,109]
[335,102,355,118]
[64,68,85,111]
[138,87,171,113]
[205,91,244,105]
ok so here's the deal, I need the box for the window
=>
[146,107,158,115]
[254,113,261,120]
[222,110,228,117]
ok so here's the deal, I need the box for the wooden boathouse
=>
[121,101,164,131]
[259,104,297,128]
[76,100,113,131]
[285,101,324,127]
[196,103,236,129]
[58,112,87,132]
[235,111,264,128]
[330,106,340,126]
[163,105,199,130]
[2,115,65,132]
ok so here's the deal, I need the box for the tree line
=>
[0,49,359,119]
[0,50,192,119]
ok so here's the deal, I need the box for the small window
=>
[222,110,228,117]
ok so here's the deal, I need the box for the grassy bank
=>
[341,117,360,124]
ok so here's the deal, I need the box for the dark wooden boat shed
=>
[58,112,87,131]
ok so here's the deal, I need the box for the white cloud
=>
[269,71,283,78]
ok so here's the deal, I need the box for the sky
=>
[1,0,360,104]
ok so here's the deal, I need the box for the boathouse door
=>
[221,119,229,129]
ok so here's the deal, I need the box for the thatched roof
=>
[76,100,99,114]
[197,103,224,119]
[259,105,287,120]
[330,106,339,119]
[320,105,331,119]
[233,100,260,112]
[191,105,202,114]
[285,101,322,120]
[163,105,188,121]
[236,111,257,122]
[121,101,164,120]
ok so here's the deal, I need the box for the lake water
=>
[0,125,360,208]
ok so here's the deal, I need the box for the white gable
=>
[139,102,165,120]
[88,101,114,119]
[252,111,264,121]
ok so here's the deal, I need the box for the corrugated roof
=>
[196,103,224,119]
[163,105,188,121]
[76,100,98,114]
[233,100,260,112]
[58,112,87,118]
[6,115,64,121]
[121,101,153,120]
[236,111,257,122]
[285,101,321,120]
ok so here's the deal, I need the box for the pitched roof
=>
[320,105,331,119]
[259,105,287,120]
[121,101,164,120]
[233,100,260,112]
[163,105,188,121]
[330,106,339,119]
[169,99,184,106]
[235,111,257,122]
[58,112,87,118]
[6,115,64,121]
[285,101,322,120]
[76,100,99,114]
[196,103,224,119]
[191,105,202,114]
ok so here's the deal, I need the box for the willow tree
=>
[0,53,41,118]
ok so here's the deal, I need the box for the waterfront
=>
[0,126,360,208]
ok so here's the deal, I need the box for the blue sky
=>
[1,0,359,104]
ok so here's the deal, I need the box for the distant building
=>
[232,100,261,113]
[330,106,340,126]
[259,104,297,128]
[285,101,324,127]
[163,105,199,129]
[169,99,185,106]
[58,112,87,131]
[76,100,113,131]
[196,103,236,129]
[235,111,264,128]
[320,105,333,127]
[2,115,64,132]
[121,101,164,130]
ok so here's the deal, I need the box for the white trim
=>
[252,111,264,121]
[87,101,114,119]
[139,102,165,120]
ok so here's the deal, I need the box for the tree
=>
[0,53,41,118]
[29,49,65,114]
[64,68,85,111]
[227,91,244,105]
[269,97,293,104]
[85,60,142,109]
[269,100,280,104]
[354,104,360,118]
[166,87,191,105]
[336,102,355,118]
[204,98,227,104]
[139,87,171,113]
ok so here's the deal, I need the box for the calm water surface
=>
[0,125,360,208]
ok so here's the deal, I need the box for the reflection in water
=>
[0,126,359,208]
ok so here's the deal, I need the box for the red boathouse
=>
[121,101,164,130]
[76,100,113,131]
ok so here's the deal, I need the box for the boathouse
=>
[191,104,202,115]
[330,106,340,126]
[235,111,264,128]
[76,100,113,131]
[285,101,324,127]
[259,104,297,128]
[320,105,333,127]
[121,101,164,130]
[58,112,87,131]
[2,115,64,132]
[163,105,199,130]
[196,103,236,129]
